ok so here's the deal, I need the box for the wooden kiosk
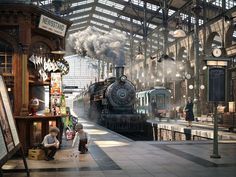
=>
[0,3,72,155]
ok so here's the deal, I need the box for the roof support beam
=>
[89,17,144,36]
[92,11,153,32]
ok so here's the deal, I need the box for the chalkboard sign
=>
[208,68,226,102]
[0,75,29,176]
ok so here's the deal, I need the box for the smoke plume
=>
[67,26,127,66]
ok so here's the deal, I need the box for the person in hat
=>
[184,97,194,127]
[42,127,60,161]
[72,123,89,154]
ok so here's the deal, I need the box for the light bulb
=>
[202,65,207,70]
[189,85,194,90]
[200,85,205,90]
[176,73,181,77]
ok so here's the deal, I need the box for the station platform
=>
[2,117,236,177]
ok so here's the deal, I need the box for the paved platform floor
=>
[2,118,236,177]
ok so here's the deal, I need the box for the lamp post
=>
[205,56,229,159]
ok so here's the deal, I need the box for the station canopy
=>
[32,0,236,57]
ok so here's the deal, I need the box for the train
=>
[136,87,171,118]
[73,66,146,133]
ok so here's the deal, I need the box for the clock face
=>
[212,48,222,57]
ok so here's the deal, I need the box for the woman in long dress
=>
[184,97,194,127]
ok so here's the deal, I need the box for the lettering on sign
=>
[39,15,67,37]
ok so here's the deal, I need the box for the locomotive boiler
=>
[77,66,146,133]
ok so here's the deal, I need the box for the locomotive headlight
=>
[120,75,127,82]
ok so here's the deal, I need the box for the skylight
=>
[71,0,94,7]
[73,7,92,14]
[148,23,157,29]
[93,26,109,34]
[132,0,144,7]
[120,15,131,22]
[95,7,118,17]
[70,15,90,21]
[93,14,115,23]
[98,0,125,10]
[226,0,236,9]
[91,20,110,28]
[72,21,88,26]
[146,2,159,11]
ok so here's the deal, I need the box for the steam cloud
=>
[67,26,127,66]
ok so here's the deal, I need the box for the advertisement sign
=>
[0,76,19,147]
[39,15,67,37]
[51,73,62,95]
[51,73,62,115]
[0,76,28,174]
[0,93,14,152]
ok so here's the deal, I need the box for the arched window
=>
[225,24,236,47]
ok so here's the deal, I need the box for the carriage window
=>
[145,94,147,105]
[142,97,144,106]
[157,94,165,109]
[147,94,150,105]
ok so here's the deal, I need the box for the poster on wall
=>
[0,93,14,152]
[51,73,62,115]
[51,73,62,95]
[51,95,61,115]
[0,76,20,146]
[60,95,66,116]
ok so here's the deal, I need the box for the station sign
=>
[39,15,67,37]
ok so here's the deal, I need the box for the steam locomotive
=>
[74,66,146,133]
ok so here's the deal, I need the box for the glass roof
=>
[32,0,236,57]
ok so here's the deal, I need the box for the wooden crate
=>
[28,149,45,160]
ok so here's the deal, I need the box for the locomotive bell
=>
[120,75,127,82]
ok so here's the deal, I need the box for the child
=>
[42,127,60,161]
[72,123,89,154]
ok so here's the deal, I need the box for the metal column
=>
[162,0,169,87]
[192,0,201,117]
[143,1,148,88]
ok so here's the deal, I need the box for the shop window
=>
[0,40,14,108]
[0,40,13,74]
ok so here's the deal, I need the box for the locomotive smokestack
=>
[115,66,124,78]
